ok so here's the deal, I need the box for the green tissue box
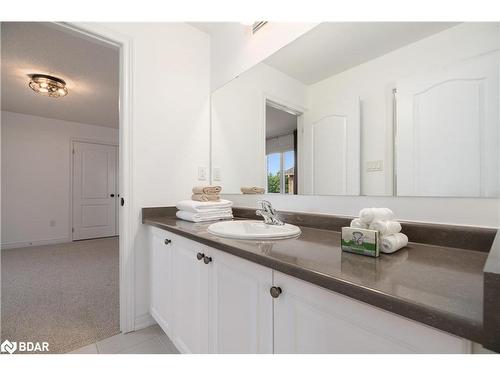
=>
[341,227,380,258]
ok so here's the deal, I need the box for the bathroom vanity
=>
[142,207,498,354]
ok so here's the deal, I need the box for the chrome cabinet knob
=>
[196,252,205,260]
[270,286,282,298]
[203,256,212,264]
[164,239,171,245]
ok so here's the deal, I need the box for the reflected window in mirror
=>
[266,104,298,194]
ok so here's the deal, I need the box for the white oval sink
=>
[207,220,301,240]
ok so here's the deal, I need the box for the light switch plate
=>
[197,166,208,181]
[213,167,221,181]
[366,160,383,172]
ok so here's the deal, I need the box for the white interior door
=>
[396,51,499,197]
[72,141,118,240]
[304,98,361,195]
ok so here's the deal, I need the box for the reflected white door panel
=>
[303,98,361,195]
[396,51,499,197]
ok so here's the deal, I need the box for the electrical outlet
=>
[197,166,208,181]
[213,167,221,181]
[366,160,383,172]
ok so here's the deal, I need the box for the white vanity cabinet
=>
[207,247,273,353]
[273,272,470,354]
[149,228,471,354]
[149,227,173,336]
[170,234,210,353]
[149,227,273,354]
[150,227,207,353]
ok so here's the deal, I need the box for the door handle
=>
[121,197,125,206]
[203,256,212,264]
[270,286,282,298]
[196,252,205,260]
[110,194,115,197]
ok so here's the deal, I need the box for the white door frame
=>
[56,22,135,333]
[69,138,119,241]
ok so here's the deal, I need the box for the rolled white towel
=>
[350,218,368,229]
[369,220,402,235]
[176,210,233,223]
[380,233,408,254]
[359,208,395,224]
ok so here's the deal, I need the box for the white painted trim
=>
[1,237,71,250]
[59,22,135,334]
[134,313,156,331]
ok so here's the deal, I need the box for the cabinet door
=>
[207,248,273,353]
[149,227,173,335]
[273,272,470,354]
[170,237,209,353]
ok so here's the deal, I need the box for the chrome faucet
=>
[256,200,284,226]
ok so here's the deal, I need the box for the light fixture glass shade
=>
[29,74,68,98]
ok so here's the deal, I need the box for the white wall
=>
[210,23,318,90]
[212,63,306,193]
[307,22,500,196]
[95,22,211,328]
[1,111,119,248]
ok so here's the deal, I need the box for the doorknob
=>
[203,256,212,264]
[196,252,205,260]
[110,194,115,197]
[270,286,282,298]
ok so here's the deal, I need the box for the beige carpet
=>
[1,237,119,353]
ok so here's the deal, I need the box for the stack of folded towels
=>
[176,199,233,223]
[350,208,408,254]
[240,186,265,194]
[192,185,222,202]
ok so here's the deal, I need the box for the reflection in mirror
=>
[265,103,298,194]
[211,22,500,197]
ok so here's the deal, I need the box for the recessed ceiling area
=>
[264,22,459,85]
[1,22,119,128]
[266,105,297,139]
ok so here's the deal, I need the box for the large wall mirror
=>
[211,22,500,197]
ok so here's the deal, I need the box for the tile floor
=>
[68,324,180,354]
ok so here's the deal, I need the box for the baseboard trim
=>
[1,237,71,250]
[135,313,156,330]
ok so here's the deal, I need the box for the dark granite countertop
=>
[142,208,492,344]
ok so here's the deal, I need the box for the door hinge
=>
[72,227,74,233]
[72,148,75,155]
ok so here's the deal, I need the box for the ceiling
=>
[1,22,119,128]
[189,22,242,36]
[266,105,297,139]
[264,22,459,85]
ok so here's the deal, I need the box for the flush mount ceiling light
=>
[28,74,68,98]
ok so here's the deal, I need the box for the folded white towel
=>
[176,210,233,223]
[176,199,233,213]
[380,233,408,254]
[350,218,368,229]
[359,208,395,224]
[369,220,402,235]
